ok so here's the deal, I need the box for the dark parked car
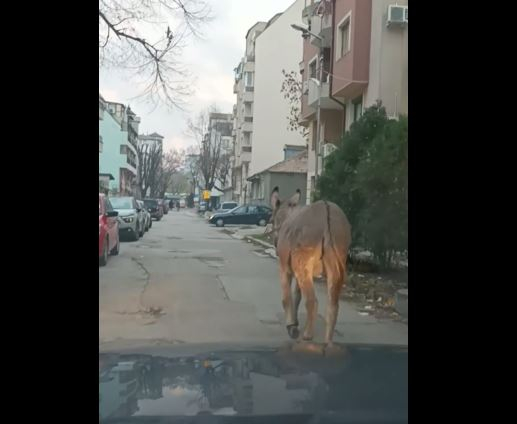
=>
[209,205,272,227]
[144,198,163,220]
[159,199,169,214]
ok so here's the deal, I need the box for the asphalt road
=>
[99,209,408,352]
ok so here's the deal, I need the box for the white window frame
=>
[336,11,352,61]
[308,54,318,80]
[244,71,254,87]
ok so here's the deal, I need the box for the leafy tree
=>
[316,101,407,268]
[280,69,309,139]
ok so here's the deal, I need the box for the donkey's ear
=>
[288,189,301,207]
[270,186,281,210]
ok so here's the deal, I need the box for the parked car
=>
[209,205,272,227]
[157,199,168,215]
[99,193,120,266]
[144,198,163,220]
[179,198,186,208]
[162,198,170,214]
[137,200,152,231]
[110,196,145,241]
[217,201,238,213]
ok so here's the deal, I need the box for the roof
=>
[265,12,283,29]
[284,144,306,150]
[140,132,164,139]
[248,150,308,180]
[245,21,267,40]
[99,173,115,180]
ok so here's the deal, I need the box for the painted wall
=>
[99,108,136,193]
[251,0,307,177]
[250,172,307,206]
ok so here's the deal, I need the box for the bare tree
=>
[214,152,231,192]
[169,172,190,194]
[99,0,212,109]
[280,69,309,138]
[186,106,223,190]
[185,145,200,193]
[137,142,163,197]
[155,148,184,197]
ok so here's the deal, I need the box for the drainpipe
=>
[328,0,346,130]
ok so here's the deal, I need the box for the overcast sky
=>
[99,0,296,152]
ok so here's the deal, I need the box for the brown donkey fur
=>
[269,187,351,346]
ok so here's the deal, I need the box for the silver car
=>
[110,196,146,241]
[137,200,152,232]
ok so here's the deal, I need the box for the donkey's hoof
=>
[287,325,299,339]
[302,334,314,341]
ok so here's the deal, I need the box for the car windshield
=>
[100,1,408,421]
[222,203,237,209]
[144,200,157,207]
[109,197,133,209]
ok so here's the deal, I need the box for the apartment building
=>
[232,21,267,204]
[299,0,408,202]
[250,0,308,181]
[138,132,164,151]
[99,94,140,195]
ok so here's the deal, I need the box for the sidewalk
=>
[219,225,408,347]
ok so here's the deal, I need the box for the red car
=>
[99,193,120,266]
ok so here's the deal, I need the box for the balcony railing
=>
[126,156,137,168]
[245,86,254,92]
[307,78,342,110]
[242,146,252,153]
[244,116,253,122]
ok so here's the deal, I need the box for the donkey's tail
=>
[322,201,346,283]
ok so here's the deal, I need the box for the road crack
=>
[131,257,165,318]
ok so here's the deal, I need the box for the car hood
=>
[99,342,408,423]
[115,209,137,217]
[211,211,232,218]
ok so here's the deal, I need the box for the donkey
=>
[269,187,351,346]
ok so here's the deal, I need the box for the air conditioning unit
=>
[302,80,309,95]
[320,142,337,158]
[387,5,408,27]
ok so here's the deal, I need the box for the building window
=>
[353,96,363,122]
[244,72,254,87]
[337,14,351,59]
[308,57,317,79]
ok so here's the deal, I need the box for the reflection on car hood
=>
[99,343,408,423]
[115,209,137,217]
[211,211,232,218]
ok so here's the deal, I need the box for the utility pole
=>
[314,51,324,189]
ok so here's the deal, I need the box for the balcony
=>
[126,155,137,169]
[307,78,342,110]
[242,90,254,102]
[302,1,319,24]
[246,54,255,62]
[244,116,253,123]
[241,120,253,132]
[310,13,332,48]
[240,147,251,163]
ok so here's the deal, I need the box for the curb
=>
[244,235,275,249]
